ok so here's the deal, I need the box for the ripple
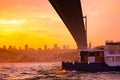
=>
[0,62,120,80]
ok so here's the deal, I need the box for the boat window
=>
[95,52,103,56]
[96,52,99,56]
[84,52,88,56]
[106,56,114,62]
[100,52,103,56]
[80,51,88,56]
[89,52,95,56]
[115,56,120,62]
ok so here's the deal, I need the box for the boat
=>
[62,41,120,72]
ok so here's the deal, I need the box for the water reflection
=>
[0,62,120,80]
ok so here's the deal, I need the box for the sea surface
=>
[0,62,120,80]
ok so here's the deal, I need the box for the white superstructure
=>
[104,41,120,66]
[104,51,120,67]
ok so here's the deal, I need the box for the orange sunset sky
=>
[0,0,120,49]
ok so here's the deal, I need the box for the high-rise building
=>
[13,46,17,50]
[44,45,47,50]
[25,44,28,50]
[19,47,22,50]
[8,45,12,50]
[3,45,6,50]
[53,44,58,49]
[66,45,69,50]
[63,45,66,50]
[38,48,42,51]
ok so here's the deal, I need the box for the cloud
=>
[39,14,61,22]
[0,19,26,25]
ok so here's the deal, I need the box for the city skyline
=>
[0,44,70,50]
[0,0,120,49]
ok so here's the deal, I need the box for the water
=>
[0,62,120,80]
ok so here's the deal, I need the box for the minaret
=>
[88,42,92,50]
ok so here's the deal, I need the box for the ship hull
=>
[62,62,120,72]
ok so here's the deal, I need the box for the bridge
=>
[49,0,87,49]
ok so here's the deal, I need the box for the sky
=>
[0,0,120,49]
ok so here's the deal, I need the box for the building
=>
[8,45,12,50]
[105,41,120,54]
[3,45,6,50]
[25,44,28,50]
[44,45,47,50]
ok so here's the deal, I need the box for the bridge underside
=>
[49,0,87,49]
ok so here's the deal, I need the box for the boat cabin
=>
[104,41,120,66]
[104,52,120,66]
[80,50,104,63]
[80,49,120,66]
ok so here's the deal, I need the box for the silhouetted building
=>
[3,45,6,50]
[53,44,58,49]
[38,48,42,51]
[63,45,66,50]
[38,48,43,53]
[19,47,22,50]
[25,44,28,50]
[44,45,47,50]
[66,45,69,50]
[8,45,12,50]
[13,46,17,50]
